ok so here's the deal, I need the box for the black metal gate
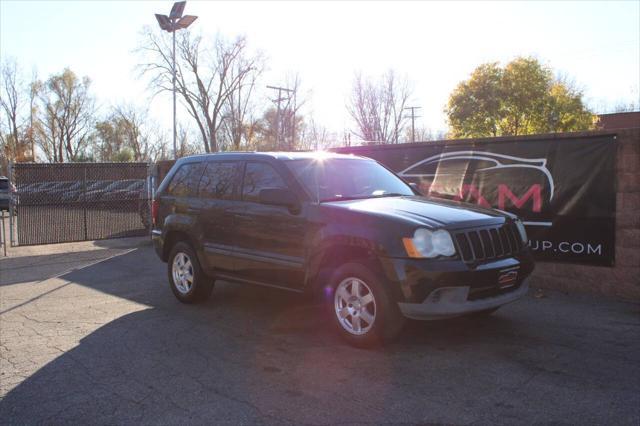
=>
[11,163,150,246]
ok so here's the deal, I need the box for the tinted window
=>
[286,158,413,202]
[199,162,238,200]
[0,179,8,190]
[166,162,205,197]
[242,162,287,202]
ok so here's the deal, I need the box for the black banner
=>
[334,134,617,266]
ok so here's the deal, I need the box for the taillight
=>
[151,199,158,227]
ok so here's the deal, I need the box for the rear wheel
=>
[167,242,213,303]
[329,263,404,347]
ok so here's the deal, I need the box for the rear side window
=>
[166,162,205,197]
[242,162,287,202]
[199,161,238,200]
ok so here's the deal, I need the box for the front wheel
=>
[329,263,405,347]
[167,242,214,303]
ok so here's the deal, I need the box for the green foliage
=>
[446,57,596,138]
[113,147,134,162]
[71,152,95,162]
[251,107,305,151]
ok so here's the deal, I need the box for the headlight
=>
[403,228,456,258]
[515,220,528,243]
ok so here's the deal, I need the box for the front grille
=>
[453,222,523,263]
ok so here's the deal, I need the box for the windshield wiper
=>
[320,193,408,202]
[320,195,372,202]
[373,192,407,198]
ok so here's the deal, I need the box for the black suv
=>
[152,152,534,346]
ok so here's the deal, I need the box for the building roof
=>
[597,111,640,130]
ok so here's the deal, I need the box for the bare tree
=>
[257,74,307,151]
[0,60,21,153]
[347,70,412,144]
[94,104,155,161]
[0,59,32,164]
[401,125,447,142]
[145,125,173,162]
[34,68,95,162]
[253,103,305,152]
[280,74,306,151]
[612,100,639,113]
[299,116,332,150]
[113,105,148,161]
[220,50,265,151]
[138,28,263,153]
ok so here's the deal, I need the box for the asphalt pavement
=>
[1,241,639,425]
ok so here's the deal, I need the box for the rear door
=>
[232,161,308,290]
[197,160,242,275]
[157,160,207,252]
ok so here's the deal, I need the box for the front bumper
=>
[379,250,534,320]
[398,277,529,320]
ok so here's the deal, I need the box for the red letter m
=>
[498,184,542,212]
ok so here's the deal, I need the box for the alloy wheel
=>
[172,252,194,294]
[334,277,377,335]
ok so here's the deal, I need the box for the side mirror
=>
[258,188,299,210]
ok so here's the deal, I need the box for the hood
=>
[323,195,510,229]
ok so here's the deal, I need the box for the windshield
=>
[286,158,414,202]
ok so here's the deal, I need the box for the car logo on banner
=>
[398,151,556,227]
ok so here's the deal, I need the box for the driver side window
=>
[242,162,288,202]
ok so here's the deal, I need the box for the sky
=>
[1,0,639,140]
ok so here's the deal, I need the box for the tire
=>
[167,242,214,304]
[328,262,405,347]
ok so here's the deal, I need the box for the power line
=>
[404,106,422,143]
[267,85,295,150]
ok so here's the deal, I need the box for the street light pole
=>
[155,1,198,159]
[172,28,177,159]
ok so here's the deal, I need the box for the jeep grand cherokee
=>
[152,152,534,346]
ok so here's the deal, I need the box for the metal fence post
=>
[83,165,88,241]
[148,162,153,236]
[8,161,15,247]
[1,211,6,256]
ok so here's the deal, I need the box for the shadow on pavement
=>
[1,247,639,424]
[0,249,131,286]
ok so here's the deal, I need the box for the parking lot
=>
[1,239,639,425]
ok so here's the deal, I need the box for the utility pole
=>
[290,91,297,151]
[267,85,294,150]
[404,106,422,143]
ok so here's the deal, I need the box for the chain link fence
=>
[10,163,150,246]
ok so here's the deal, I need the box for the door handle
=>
[187,207,201,214]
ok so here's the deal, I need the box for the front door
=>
[233,161,307,290]
[198,160,242,275]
